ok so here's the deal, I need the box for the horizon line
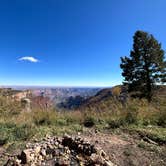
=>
[0,84,116,89]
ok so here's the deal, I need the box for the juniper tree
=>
[120,30,166,102]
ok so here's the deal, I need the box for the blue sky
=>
[0,0,166,87]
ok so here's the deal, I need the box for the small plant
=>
[54,119,67,126]
[0,123,14,144]
[0,136,8,145]
[138,141,146,149]
[33,111,52,126]
[108,119,123,129]
[13,124,36,141]
[83,116,95,127]
[124,104,138,125]
[125,111,137,124]
[123,147,132,156]
[157,110,166,127]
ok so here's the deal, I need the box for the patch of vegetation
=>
[123,147,132,156]
[13,124,36,141]
[0,92,165,149]
[126,126,166,145]
[83,116,96,127]
[0,123,36,143]
[108,119,122,129]
[138,141,160,153]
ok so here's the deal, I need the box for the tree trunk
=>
[144,55,152,102]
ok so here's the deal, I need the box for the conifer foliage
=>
[120,30,166,102]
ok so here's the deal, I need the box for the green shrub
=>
[108,120,120,129]
[0,123,14,143]
[83,116,96,127]
[35,116,51,125]
[0,128,8,145]
[125,111,138,124]
[124,104,138,125]
[70,124,83,132]
[13,124,35,141]
[157,111,166,127]
[0,123,36,143]
[33,111,52,126]
[54,119,67,126]
[138,141,146,149]
[108,119,123,128]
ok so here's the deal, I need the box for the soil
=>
[78,129,166,166]
[0,129,166,166]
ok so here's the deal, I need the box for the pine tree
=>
[120,30,166,102]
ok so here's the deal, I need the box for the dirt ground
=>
[80,129,166,166]
[0,129,166,166]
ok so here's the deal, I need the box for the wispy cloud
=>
[18,56,39,63]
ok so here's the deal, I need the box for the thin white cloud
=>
[18,56,39,63]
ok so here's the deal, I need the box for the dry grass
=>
[0,95,165,145]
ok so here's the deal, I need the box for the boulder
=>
[20,149,33,164]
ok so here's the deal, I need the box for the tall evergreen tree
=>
[120,30,166,102]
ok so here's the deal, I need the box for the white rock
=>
[105,160,115,166]
[34,146,41,154]
[21,149,34,163]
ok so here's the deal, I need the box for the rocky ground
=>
[3,134,114,166]
[1,129,166,166]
